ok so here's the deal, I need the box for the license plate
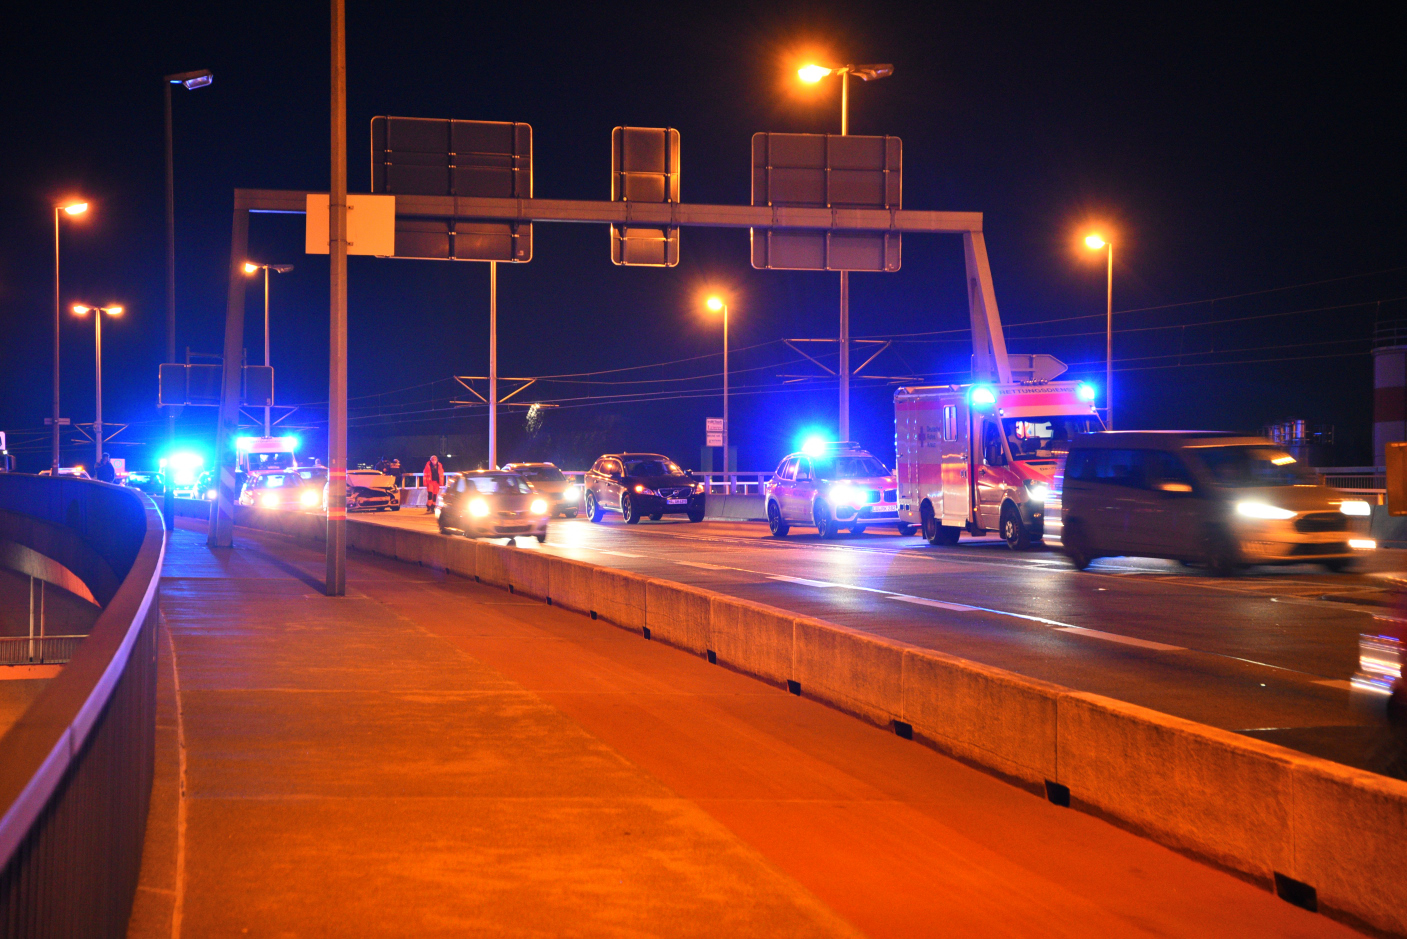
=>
[667,498,687,504]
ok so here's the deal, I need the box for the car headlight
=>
[563,485,579,501]
[634,485,657,496]
[693,481,705,494]
[828,484,862,505]
[1340,500,1372,517]
[531,499,548,515]
[1350,538,1377,550]
[1236,502,1296,520]
[300,489,320,507]
[260,492,281,508]
[469,498,490,517]
[1024,481,1050,503]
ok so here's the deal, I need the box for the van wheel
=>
[1063,520,1095,570]
[1001,504,1032,551]
[767,500,790,538]
[584,491,604,523]
[1203,527,1242,577]
[814,499,839,538]
[621,493,642,524]
[921,502,960,546]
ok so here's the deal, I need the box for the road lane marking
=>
[888,595,980,612]
[674,560,733,570]
[768,575,844,588]
[1055,626,1184,652]
[596,549,645,558]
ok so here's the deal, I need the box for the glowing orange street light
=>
[1084,233,1114,428]
[243,261,259,274]
[243,262,294,434]
[71,303,123,467]
[705,295,731,492]
[798,64,832,83]
[63,202,89,216]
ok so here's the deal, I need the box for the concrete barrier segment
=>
[707,596,794,688]
[476,541,510,588]
[1056,691,1295,883]
[1290,755,1407,935]
[507,547,551,601]
[793,617,904,727]
[547,557,596,616]
[442,536,477,580]
[901,648,1060,788]
[644,579,712,655]
[590,567,648,632]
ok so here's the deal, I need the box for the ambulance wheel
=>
[767,500,790,538]
[921,503,960,546]
[1001,504,1032,551]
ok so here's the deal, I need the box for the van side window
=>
[1066,450,1091,481]
[982,421,1005,466]
[1093,449,1145,488]
[942,405,957,441]
[1147,451,1194,488]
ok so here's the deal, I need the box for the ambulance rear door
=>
[938,394,971,526]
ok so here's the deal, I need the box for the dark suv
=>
[583,453,705,524]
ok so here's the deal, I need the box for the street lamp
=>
[52,200,89,474]
[244,261,294,435]
[71,304,123,468]
[1084,233,1114,429]
[165,68,213,527]
[706,295,731,493]
[797,60,893,442]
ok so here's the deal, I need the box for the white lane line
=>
[597,549,645,558]
[888,595,980,612]
[1055,625,1184,652]
[675,560,733,570]
[1313,679,1355,691]
[768,574,845,588]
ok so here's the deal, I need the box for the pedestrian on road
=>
[423,455,445,514]
[95,453,116,483]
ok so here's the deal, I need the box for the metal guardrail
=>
[0,475,165,938]
[402,469,775,496]
[0,636,86,666]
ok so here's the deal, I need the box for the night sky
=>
[1,1,1403,473]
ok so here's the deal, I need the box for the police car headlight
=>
[531,499,549,515]
[1236,502,1296,520]
[829,484,862,505]
[1024,481,1049,503]
[469,498,490,517]
[1340,500,1372,516]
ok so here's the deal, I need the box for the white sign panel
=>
[706,417,724,433]
[706,433,723,447]
[305,194,397,257]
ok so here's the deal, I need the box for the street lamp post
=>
[71,305,122,468]
[52,201,88,474]
[798,62,893,442]
[164,69,213,527]
[1084,234,1114,429]
[706,296,730,493]
[244,261,294,436]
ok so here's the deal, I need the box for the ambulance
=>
[895,381,1101,549]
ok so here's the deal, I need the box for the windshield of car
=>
[810,455,889,479]
[623,459,681,477]
[1002,416,1101,458]
[515,466,566,482]
[467,475,532,494]
[1192,446,1316,488]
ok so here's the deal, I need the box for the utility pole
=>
[326,0,347,596]
[489,261,497,469]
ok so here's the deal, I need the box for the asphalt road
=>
[363,506,1407,778]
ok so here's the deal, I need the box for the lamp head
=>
[851,63,894,81]
[62,202,89,216]
[706,296,724,312]
[168,69,214,90]
[1084,234,1107,250]
[72,304,90,315]
[798,64,833,83]
[105,305,123,316]
[272,264,294,274]
[243,262,260,274]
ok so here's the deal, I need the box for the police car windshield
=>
[468,475,532,494]
[812,455,888,479]
[1003,416,1101,458]
[516,466,566,482]
[1193,446,1316,488]
[623,459,681,477]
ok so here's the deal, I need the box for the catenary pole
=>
[326,0,347,595]
[489,261,497,468]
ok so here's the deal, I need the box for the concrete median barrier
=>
[208,505,1407,936]
[708,596,793,688]
[793,617,903,727]
[902,649,1060,788]
[644,579,712,654]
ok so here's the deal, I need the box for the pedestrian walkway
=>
[128,521,1353,937]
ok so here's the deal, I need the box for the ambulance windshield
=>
[1002,416,1101,459]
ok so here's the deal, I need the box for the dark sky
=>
[2,1,1403,472]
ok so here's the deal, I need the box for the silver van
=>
[1051,432,1374,574]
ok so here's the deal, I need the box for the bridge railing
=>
[0,474,165,938]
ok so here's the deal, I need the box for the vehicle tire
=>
[621,492,642,524]
[649,512,663,521]
[768,500,790,538]
[1062,519,1095,571]
[813,499,838,539]
[687,507,705,523]
[1321,557,1352,573]
[536,532,547,544]
[564,509,578,519]
[897,523,917,537]
[1001,503,1032,551]
[850,524,867,535]
[1203,527,1242,577]
[585,491,604,523]
[438,517,453,536]
[921,502,960,546]
[505,537,516,546]
[391,506,400,512]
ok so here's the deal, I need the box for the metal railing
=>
[0,475,165,938]
[0,635,86,666]
[1318,466,1387,492]
[694,472,774,495]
